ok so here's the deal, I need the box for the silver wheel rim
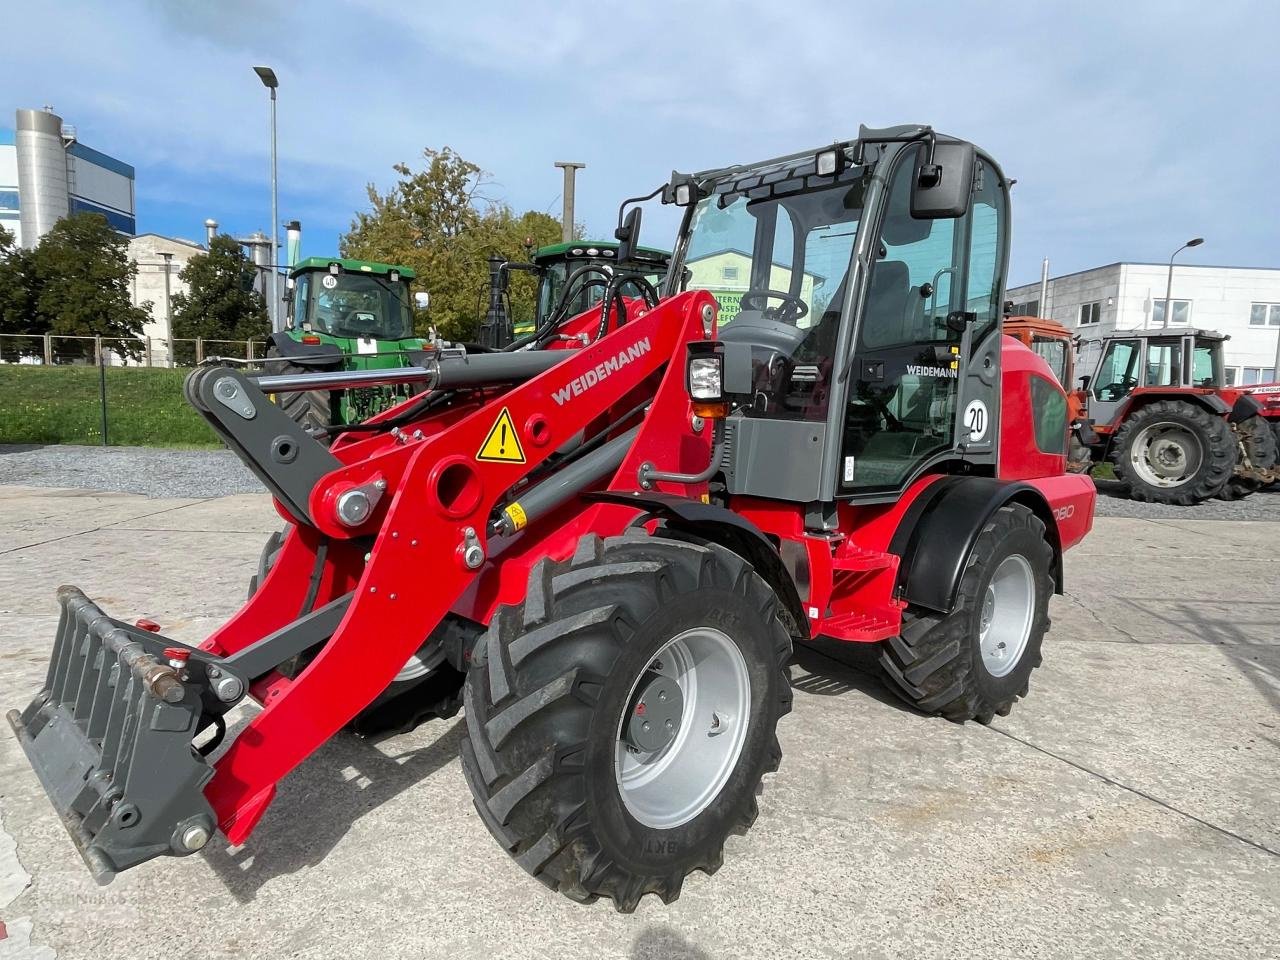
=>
[393,644,446,683]
[1130,422,1203,488]
[614,627,751,829]
[979,555,1035,678]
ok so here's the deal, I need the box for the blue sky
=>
[2,0,1276,285]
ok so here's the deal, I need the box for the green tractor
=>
[480,240,670,347]
[265,257,430,441]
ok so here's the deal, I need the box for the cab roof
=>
[290,257,416,279]
[533,240,670,263]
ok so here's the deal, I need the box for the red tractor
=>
[9,125,1095,911]
[1005,318,1279,502]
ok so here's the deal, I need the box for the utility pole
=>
[254,66,281,331]
[1162,237,1203,329]
[554,161,585,243]
[1038,258,1049,318]
[158,251,174,367]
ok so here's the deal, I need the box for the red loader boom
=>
[11,124,1095,911]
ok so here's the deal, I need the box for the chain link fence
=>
[0,333,269,367]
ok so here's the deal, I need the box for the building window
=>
[721,265,739,281]
[1224,367,1238,386]
[1249,303,1280,327]
[1242,367,1277,385]
[1078,301,1102,326]
[1152,298,1191,325]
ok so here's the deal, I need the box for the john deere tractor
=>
[479,240,670,347]
[265,257,430,440]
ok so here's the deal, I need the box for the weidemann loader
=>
[11,124,1095,912]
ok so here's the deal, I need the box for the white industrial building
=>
[0,107,136,249]
[1007,263,1280,386]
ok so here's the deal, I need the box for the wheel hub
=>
[979,555,1035,678]
[625,671,684,753]
[1130,422,1203,487]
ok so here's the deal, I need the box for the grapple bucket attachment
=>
[7,586,221,884]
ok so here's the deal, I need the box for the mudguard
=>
[889,475,1064,615]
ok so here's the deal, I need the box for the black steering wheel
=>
[740,289,809,325]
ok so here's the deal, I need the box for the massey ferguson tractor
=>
[10,125,1096,912]
[1005,317,1278,502]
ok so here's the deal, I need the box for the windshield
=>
[299,272,412,339]
[682,174,863,331]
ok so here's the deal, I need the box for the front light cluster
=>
[688,356,724,401]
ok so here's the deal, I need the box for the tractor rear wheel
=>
[1110,400,1235,504]
[878,503,1054,723]
[460,532,792,912]
[1216,415,1278,500]
[264,347,334,445]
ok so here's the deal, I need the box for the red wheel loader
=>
[9,125,1095,912]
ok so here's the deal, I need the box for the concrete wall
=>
[1008,263,1280,384]
[128,234,202,363]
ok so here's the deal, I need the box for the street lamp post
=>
[253,66,281,332]
[1162,237,1203,329]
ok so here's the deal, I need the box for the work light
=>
[688,356,723,400]
[816,146,844,177]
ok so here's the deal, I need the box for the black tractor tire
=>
[1109,400,1235,505]
[460,532,793,912]
[878,503,1054,723]
[246,525,468,735]
[264,347,335,445]
[1217,415,1279,500]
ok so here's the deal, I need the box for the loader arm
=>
[11,290,715,878]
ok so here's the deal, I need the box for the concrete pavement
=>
[0,486,1275,960]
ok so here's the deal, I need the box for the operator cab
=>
[1086,329,1227,426]
[663,125,1010,505]
[288,258,416,341]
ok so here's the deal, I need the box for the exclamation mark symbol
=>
[500,422,508,456]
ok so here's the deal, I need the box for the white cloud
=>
[1,0,1276,276]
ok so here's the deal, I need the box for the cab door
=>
[837,144,1005,496]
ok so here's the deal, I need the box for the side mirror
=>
[911,141,976,219]
[414,291,430,311]
[1078,375,1092,390]
[615,206,642,265]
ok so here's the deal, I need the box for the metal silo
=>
[15,108,70,248]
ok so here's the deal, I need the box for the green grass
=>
[0,365,220,447]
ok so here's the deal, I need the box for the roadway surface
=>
[0,486,1276,959]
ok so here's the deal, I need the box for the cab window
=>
[1092,339,1140,400]
[1145,341,1182,387]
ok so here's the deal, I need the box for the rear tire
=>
[878,503,1054,723]
[460,532,792,912]
[265,347,334,445]
[1217,415,1278,500]
[1110,400,1234,505]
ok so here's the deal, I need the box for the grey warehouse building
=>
[1007,262,1280,386]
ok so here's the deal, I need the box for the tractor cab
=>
[1083,328,1226,431]
[287,257,419,342]
[664,124,1016,502]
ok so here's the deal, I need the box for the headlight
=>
[688,355,724,401]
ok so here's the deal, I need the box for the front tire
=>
[1110,400,1234,505]
[460,532,792,912]
[878,503,1054,723]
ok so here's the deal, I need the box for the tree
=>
[24,213,151,362]
[169,234,270,362]
[0,226,39,342]
[341,147,564,340]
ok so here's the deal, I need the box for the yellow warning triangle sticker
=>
[476,408,526,463]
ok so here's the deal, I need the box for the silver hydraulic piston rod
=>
[252,350,566,394]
